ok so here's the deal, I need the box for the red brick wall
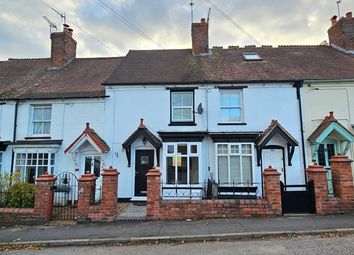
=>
[158,199,275,220]
[192,18,209,55]
[328,12,354,51]
[306,157,354,215]
[50,30,77,67]
[78,167,119,222]
[0,208,43,225]
[146,167,282,221]
[34,173,55,222]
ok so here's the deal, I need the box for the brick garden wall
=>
[307,155,354,215]
[0,208,43,226]
[158,199,276,220]
[147,167,282,221]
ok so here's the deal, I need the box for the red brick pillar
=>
[306,163,328,215]
[100,166,119,220]
[34,173,55,222]
[77,173,97,220]
[329,155,354,201]
[146,168,162,220]
[262,167,282,215]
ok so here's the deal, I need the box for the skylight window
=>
[242,52,262,61]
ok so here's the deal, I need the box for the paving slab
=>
[0,214,353,246]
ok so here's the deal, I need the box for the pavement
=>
[0,214,354,247]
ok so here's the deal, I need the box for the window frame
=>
[215,143,254,185]
[219,89,243,124]
[83,154,102,177]
[164,142,201,186]
[170,90,195,125]
[30,105,52,136]
[14,152,56,183]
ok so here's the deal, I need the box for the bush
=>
[0,172,35,208]
[7,182,35,208]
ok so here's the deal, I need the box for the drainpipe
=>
[10,100,18,176]
[294,81,307,181]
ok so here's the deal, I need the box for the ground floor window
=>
[14,153,55,183]
[165,143,200,185]
[216,143,253,185]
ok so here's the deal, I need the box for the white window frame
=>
[83,154,102,177]
[164,142,201,186]
[31,105,52,136]
[215,143,254,185]
[171,91,194,122]
[14,152,55,183]
[219,90,243,123]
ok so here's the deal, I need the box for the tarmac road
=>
[5,234,354,255]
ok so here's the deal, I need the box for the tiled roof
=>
[104,46,354,85]
[64,123,110,153]
[0,57,123,100]
[257,119,298,147]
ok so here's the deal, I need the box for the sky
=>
[0,0,353,60]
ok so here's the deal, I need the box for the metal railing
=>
[160,180,262,199]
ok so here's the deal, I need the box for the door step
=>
[284,213,315,217]
[115,204,147,222]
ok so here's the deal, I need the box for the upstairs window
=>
[32,105,52,135]
[171,91,194,122]
[242,52,262,61]
[220,90,242,123]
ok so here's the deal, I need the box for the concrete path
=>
[0,214,353,247]
[115,204,146,221]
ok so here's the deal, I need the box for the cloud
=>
[0,0,352,60]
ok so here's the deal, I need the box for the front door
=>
[262,148,285,183]
[135,150,154,197]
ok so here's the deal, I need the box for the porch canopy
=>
[256,120,299,166]
[122,119,162,167]
[308,112,354,158]
[64,123,110,154]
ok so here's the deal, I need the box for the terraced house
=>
[0,13,354,211]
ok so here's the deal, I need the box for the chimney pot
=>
[201,18,206,24]
[346,12,353,19]
[330,15,337,26]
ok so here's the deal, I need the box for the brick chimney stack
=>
[50,24,77,68]
[328,11,354,53]
[192,18,209,56]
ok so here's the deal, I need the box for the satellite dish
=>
[197,103,203,114]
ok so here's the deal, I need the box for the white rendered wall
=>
[105,83,305,198]
[302,82,354,176]
[1,98,106,180]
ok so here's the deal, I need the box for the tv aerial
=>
[336,0,342,18]
[43,16,57,35]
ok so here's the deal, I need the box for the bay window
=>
[165,143,200,185]
[15,153,55,183]
[216,143,253,185]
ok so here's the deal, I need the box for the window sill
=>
[169,122,197,126]
[217,123,247,126]
[24,136,51,140]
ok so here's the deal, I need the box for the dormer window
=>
[242,52,262,61]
